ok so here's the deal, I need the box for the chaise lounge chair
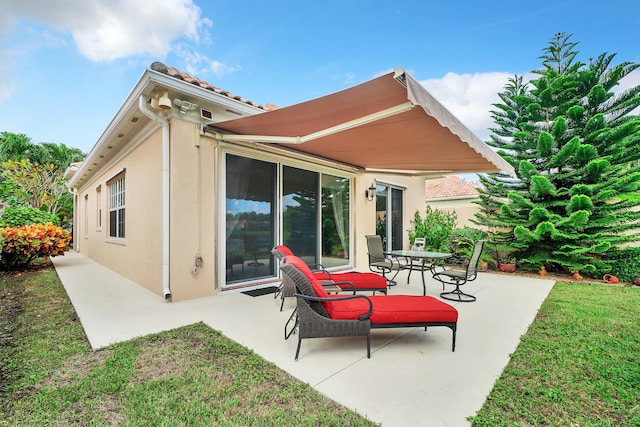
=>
[281,255,458,360]
[272,245,388,311]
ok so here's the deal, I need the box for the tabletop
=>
[385,250,451,259]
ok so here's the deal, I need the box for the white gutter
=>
[139,95,172,301]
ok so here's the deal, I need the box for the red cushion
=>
[327,296,458,324]
[283,255,329,298]
[274,245,294,257]
[315,272,387,290]
[279,245,385,291]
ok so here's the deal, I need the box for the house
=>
[424,175,481,227]
[65,62,514,302]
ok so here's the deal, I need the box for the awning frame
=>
[205,68,516,177]
[210,101,415,146]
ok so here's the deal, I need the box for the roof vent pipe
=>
[139,95,172,302]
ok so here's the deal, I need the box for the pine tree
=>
[475,33,640,276]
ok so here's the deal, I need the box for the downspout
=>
[139,95,172,301]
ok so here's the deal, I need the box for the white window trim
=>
[108,174,126,239]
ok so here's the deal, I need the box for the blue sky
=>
[1,0,639,154]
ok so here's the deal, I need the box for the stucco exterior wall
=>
[73,120,219,302]
[75,128,164,296]
[352,173,426,270]
[168,120,217,301]
[424,197,481,228]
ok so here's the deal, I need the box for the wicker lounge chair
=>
[281,255,458,360]
[271,245,388,311]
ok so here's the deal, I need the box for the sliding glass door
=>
[375,185,404,251]
[225,154,276,283]
[225,154,351,285]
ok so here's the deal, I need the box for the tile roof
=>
[150,62,278,111]
[424,175,479,199]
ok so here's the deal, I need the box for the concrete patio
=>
[52,251,554,427]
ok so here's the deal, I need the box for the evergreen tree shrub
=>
[474,33,640,276]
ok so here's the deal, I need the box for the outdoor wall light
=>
[173,98,198,115]
[150,95,160,109]
[366,182,377,201]
[158,91,172,109]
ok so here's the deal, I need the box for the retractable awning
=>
[207,68,516,177]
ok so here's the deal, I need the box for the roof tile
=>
[150,62,277,111]
[425,176,479,199]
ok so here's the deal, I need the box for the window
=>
[108,174,125,238]
[84,194,89,236]
[96,185,102,228]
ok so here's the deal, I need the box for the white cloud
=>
[619,68,640,90]
[422,68,640,142]
[0,82,14,104]
[618,68,640,115]
[173,45,241,77]
[0,55,14,103]
[419,72,514,141]
[343,72,356,85]
[2,0,212,62]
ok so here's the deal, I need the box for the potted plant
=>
[498,256,516,273]
[478,254,491,272]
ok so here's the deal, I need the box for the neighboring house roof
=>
[150,62,278,111]
[425,176,479,200]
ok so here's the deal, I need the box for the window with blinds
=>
[108,175,125,238]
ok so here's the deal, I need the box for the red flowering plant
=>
[0,223,71,271]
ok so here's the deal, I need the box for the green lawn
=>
[470,282,640,426]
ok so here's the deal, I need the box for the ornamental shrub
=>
[600,247,640,283]
[0,206,60,227]
[0,223,71,271]
[446,226,490,263]
[407,206,457,252]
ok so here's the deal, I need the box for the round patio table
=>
[385,250,452,295]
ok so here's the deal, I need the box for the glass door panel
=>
[391,188,403,250]
[375,185,404,251]
[321,174,350,267]
[375,185,388,250]
[282,166,318,265]
[225,154,276,283]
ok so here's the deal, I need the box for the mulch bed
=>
[489,267,636,287]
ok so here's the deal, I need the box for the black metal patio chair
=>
[432,239,486,302]
[365,234,403,286]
